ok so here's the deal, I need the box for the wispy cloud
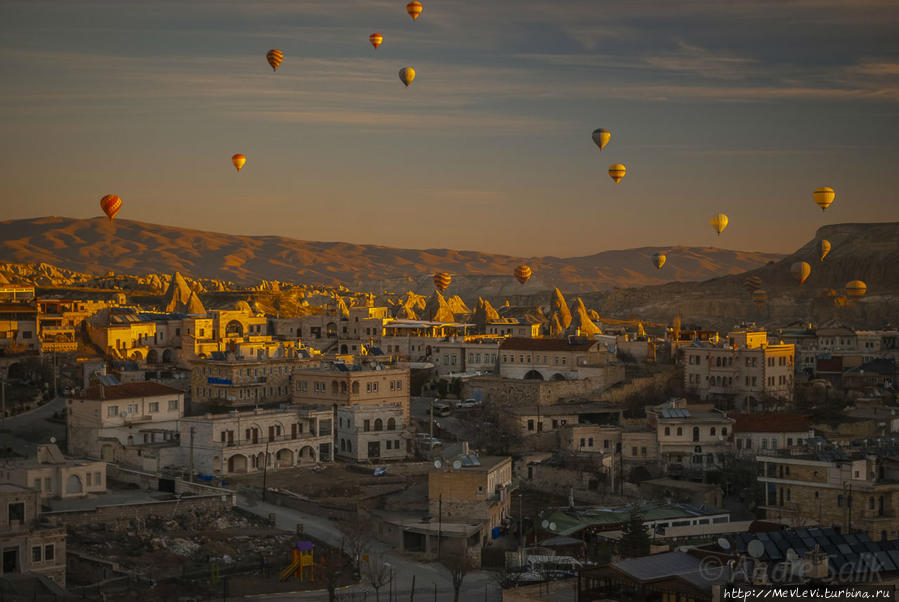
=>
[644,42,755,80]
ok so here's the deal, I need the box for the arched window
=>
[331,381,339,394]
[340,439,346,452]
[676,427,683,436]
[710,427,717,437]
[347,440,352,453]
[722,428,727,436]
[374,418,383,431]
[664,427,671,436]
[341,382,347,394]
[352,382,360,394]
[387,418,396,431]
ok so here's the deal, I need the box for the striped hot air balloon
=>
[791,261,811,284]
[751,289,768,307]
[514,265,532,284]
[406,1,423,19]
[231,154,246,172]
[433,272,451,292]
[743,275,762,293]
[710,213,728,236]
[369,33,383,49]
[100,194,122,220]
[813,187,835,211]
[817,239,831,262]
[608,164,626,183]
[266,49,284,71]
[845,280,866,298]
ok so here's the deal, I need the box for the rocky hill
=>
[0,216,781,294]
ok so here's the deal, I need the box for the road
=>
[0,396,66,453]
[236,492,502,601]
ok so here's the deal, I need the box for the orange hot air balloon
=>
[608,164,626,183]
[751,289,768,307]
[790,261,811,284]
[369,33,383,49]
[266,49,284,72]
[232,154,246,172]
[433,272,451,292]
[100,194,122,220]
[845,280,866,298]
[514,265,532,285]
[407,1,422,20]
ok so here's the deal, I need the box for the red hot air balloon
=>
[100,195,122,220]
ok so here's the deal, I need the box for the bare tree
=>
[365,553,391,602]
[438,541,474,602]
[339,512,374,576]
[319,544,350,602]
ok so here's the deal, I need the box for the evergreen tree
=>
[619,511,651,558]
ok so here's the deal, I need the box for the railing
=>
[218,432,327,448]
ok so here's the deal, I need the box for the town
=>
[0,259,897,601]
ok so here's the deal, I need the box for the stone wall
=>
[43,494,231,529]
[599,370,675,404]
[462,370,625,407]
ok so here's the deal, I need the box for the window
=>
[722,428,727,436]
[387,418,396,430]
[603,439,609,448]
[588,437,594,447]
[8,502,25,522]
[386,440,392,450]
[32,546,41,563]
[580,438,586,447]
[86,472,92,486]
[676,427,683,436]
[632,447,637,456]
[838,495,843,507]
[107,406,119,417]
[364,420,370,432]
[641,447,647,457]
[528,420,534,431]
[44,544,54,562]
[33,478,41,491]
[710,427,717,436]
[44,477,50,491]
[664,427,670,436]
[168,399,179,411]
[477,486,484,495]
[148,402,159,413]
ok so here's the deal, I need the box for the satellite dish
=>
[433,459,442,469]
[541,520,549,529]
[747,539,765,559]
[717,537,731,551]
[786,548,798,561]
[452,460,462,470]
[49,436,57,444]
[549,522,557,531]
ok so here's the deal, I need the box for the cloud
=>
[644,42,756,80]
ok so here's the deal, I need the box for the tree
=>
[619,511,651,558]
[338,512,373,577]
[365,554,391,602]
[319,545,350,602]
[438,541,474,602]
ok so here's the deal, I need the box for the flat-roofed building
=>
[499,337,613,381]
[0,444,106,500]
[731,413,811,457]
[190,352,314,407]
[647,400,734,474]
[292,364,410,423]
[0,483,66,587]
[336,403,409,462]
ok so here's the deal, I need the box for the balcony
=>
[218,432,327,449]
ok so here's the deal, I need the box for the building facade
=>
[336,404,409,462]
[0,483,66,587]
[292,365,410,423]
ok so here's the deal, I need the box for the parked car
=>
[433,401,452,416]
[455,398,481,408]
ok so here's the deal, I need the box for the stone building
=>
[336,404,409,462]
[731,413,811,457]
[647,400,734,474]
[0,483,66,587]
[0,444,106,500]
[427,455,513,546]
[190,352,313,407]
[292,364,410,423]
[499,337,613,381]
[682,328,795,411]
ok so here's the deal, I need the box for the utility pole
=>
[1,375,5,425]
[262,438,270,502]
[52,351,57,399]
[188,427,196,483]
[438,493,443,559]
[519,493,524,548]
[409,575,415,602]
[429,399,434,460]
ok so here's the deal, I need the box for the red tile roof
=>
[81,382,183,401]
[731,413,810,433]
[499,337,596,352]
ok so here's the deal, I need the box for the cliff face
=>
[0,216,781,293]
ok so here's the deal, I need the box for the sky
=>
[1,0,898,258]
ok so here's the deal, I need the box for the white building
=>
[0,444,106,500]
[731,413,812,457]
[498,337,612,381]
[336,404,409,462]
[647,400,734,474]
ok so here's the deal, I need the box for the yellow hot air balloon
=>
[710,213,728,236]
[266,49,284,72]
[514,265,532,285]
[817,239,831,262]
[743,275,762,293]
[433,272,451,292]
[751,289,767,307]
[652,252,666,270]
[100,194,122,220]
[231,154,246,172]
[399,67,415,87]
[813,187,835,211]
[608,164,626,184]
[592,128,611,151]
[790,261,811,284]
[369,33,383,49]
[407,1,423,19]
[845,280,866,298]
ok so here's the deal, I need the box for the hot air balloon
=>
[514,265,532,285]
[407,1,422,19]
[231,154,246,172]
[266,49,284,72]
[652,253,666,270]
[710,213,728,236]
[608,164,626,184]
[813,187,835,211]
[751,289,768,307]
[369,33,383,49]
[592,129,611,151]
[399,67,415,87]
[846,280,866,298]
[100,195,122,220]
[743,275,762,293]
[791,261,811,284]
[433,272,451,292]
[817,239,831,262]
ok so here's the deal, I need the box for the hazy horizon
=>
[2,0,898,257]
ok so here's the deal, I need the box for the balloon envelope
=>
[433,272,451,292]
[608,164,626,183]
[751,289,768,307]
[710,213,728,236]
[743,275,762,293]
[845,280,866,297]
[369,33,383,49]
[817,239,831,262]
[813,187,835,211]
[399,67,415,87]
[231,154,246,172]
[514,265,532,284]
[791,261,811,284]
[407,1,422,19]
[266,49,283,71]
[652,253,666,270]
[100,194,122,220]
[592,128,611,151]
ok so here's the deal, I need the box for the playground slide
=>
[279,558,300,582]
